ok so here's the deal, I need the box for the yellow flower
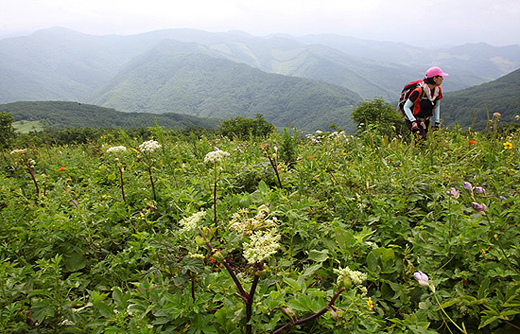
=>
[480,249,486,255]
[367,297,374,311]
[503,142,513,150]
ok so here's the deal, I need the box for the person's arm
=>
[403,99,416,122]
[433,101,440,124]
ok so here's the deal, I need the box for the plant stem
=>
[190,273,196,301]
[272,288,345,334]
[119,165,126,204]
[432,291,468,334]
[484,214,518,271]
[148,165,156,202]
[246,271,260,334]
[267,156,283,189]
[198,228,248,298]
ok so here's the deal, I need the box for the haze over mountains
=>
[1,27,519,131]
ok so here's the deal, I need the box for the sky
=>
[1,0,519,47]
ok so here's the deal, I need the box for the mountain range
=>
[1,27,519,131]
[442,67,520,130]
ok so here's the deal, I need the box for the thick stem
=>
[268,156,283,189]
[29,168,40,196]
[23,157,39,196]
[272,288,345,334]
[190,273,196,301]
[245,271,261,334]
[198,228,248,299]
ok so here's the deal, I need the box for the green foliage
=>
[0,111,15,148]
[1,126,520,333]
[279,127,299,168]
[351,98,406,135]
[219,114,275,140]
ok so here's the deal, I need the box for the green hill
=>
[442,67,520,129]
[0,101,220,130]
[88,44,363,132]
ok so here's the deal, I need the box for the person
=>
[403,66,449,139]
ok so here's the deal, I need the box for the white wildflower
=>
[204,149,230,164]
[10,149,27,155]
[179,211,206,232]
[334,266,367,287]
[229,205,278,235]
[243,229,281,264]
[106,146,127,153]
[139,140,161,153]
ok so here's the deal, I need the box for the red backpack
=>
[396,80,426,115]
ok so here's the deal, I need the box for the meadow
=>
[1,125,519,334]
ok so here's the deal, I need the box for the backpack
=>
[396,80,425,115]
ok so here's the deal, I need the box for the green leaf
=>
[372,248,395,262]
[307,249,329,262]
[478,277,490,300]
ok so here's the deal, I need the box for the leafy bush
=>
[1,126,519,333]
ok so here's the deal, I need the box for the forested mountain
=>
[442,67,520,129]
[1,101,220,130]
[2,27,519,104]
[291,34,520,92]
[88,43,362,132]
[1,27,520,131]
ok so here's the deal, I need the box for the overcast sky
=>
[1,0,519,47]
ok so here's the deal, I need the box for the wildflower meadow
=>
[1,125,519,333]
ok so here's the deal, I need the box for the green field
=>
[12,120,44,133]
[1,127,519,333]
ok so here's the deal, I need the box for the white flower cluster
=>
[243,229,281,264]
[305,130,347,144]
[106,146,127,153]
[10,149,27,155]
[179,211,207,232]
[204,148,230,164]
[229,204,278,235]
[139,140,161,153]
[334,266,367,286]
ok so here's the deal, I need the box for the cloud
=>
[1,0,519,46]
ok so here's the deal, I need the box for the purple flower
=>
[475,187,485,194]
[463,182,473,190]
[446,188,460,198]
[499,196,507,201]
[472,202,487,213]
[414,271,435,292]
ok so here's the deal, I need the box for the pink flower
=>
[446,188,460,198]
[414,271,435,292]
[463,182,473,190]
[472,202,487,213]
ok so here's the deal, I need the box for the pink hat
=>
[425,66,449,78]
